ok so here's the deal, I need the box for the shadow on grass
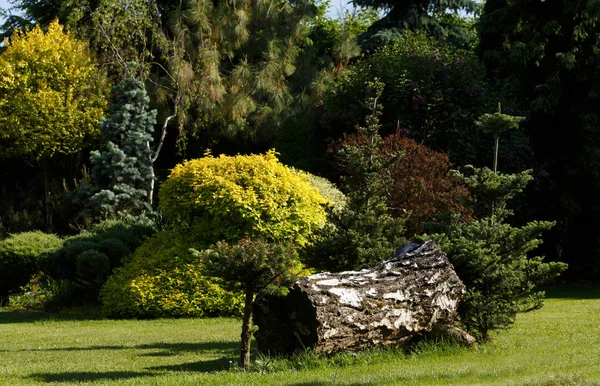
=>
[0,310,99,324]
[28,371,153,383]
[544,285,600,299]
[290,383,373,386]
[16,341,238,356]
[148,357,235,373]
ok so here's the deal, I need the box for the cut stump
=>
[253,241,474,355]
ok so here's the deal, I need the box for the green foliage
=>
[321,34,503,167]
[62,0,158,80]
[475,108,526,138]
[475,104,526,172]
[0,20,108,161]
[101,231,243,318]
[37,220,154,306]
[306,79,406,271]
[76,250,111,288]
[193,237,303,369]
[457,166,532,221]
[150,0,318,146]
[77,75,157,225]
[195,238,304,297]
[0,232,63,298]
[355,0,480,50]
[306,7,379,72]
[427,163,567,340]
[478,0,600,278]
[304,173,347,214]
[159,151,329,247]
[5,273,54,310]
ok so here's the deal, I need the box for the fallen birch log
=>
[253,241,474,355]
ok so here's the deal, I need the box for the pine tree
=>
[84,76,157,224]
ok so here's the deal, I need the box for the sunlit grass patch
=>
[1,285,599,385]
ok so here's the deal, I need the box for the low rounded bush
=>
[305,173,347,214]
[159,150,329,247]
[96,238,130,268]
[87,220,155,251]
[0,231,63,298]
[76,250,110,285]
[37,220,155,307]
[39,240,98,281]
[101,231,244,318]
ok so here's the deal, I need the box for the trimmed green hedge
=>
[0,231,63,298]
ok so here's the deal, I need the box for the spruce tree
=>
[306,79,406,271]
[85,76,157,224]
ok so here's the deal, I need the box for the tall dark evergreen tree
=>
[355,0,480,49]
[478,0,600,278]
[83,76,158,224]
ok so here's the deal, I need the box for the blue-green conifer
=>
[86,76,157,224]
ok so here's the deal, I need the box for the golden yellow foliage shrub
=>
[100,231,243,318]
[159,150,329,247]
[0,20,107,160]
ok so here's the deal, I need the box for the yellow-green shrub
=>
[100,231,243,318]
[159,150,329,247]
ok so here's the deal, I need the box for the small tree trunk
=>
[240,289,255,369]
[43,167,53,233]
[147,114,174,205]
[493,133,499,173]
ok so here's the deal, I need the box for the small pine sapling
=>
[307,79,407,271]
[192,238,303,369]
[475,103,525,173]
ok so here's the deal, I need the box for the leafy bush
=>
[304,173,347,214]
[76,250,111,287]
[320,33,517,167]
[101,231,243,318]
[382,134,472,236]
[6,273,53,310]
[193,237,304,369]
[0,231,63,299]
[431,220,567,341]
[37,220,154,306]
[159,150,329,247]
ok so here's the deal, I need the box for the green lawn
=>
[1,286,599,385]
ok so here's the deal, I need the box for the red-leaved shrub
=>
[383,134,472,236]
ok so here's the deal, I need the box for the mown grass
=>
[1,286,599,385]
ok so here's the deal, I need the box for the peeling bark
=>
[253,241,472,356]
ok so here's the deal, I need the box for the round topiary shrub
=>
[100,231,243,318]
[76,249,111,285]
[0,231,63,299]
[159,150,329,247]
